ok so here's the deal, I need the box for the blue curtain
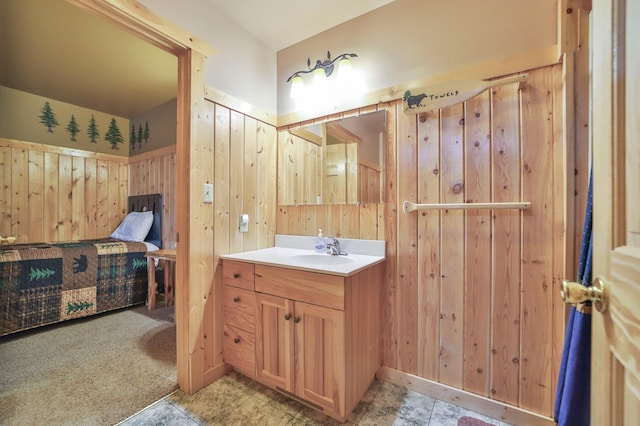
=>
[554,172,593,426]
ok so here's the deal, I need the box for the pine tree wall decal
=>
[144,121,150,144]
[104,118,124,150]
[66,115,80,141]
[130,124,136,150]
[39,101,59,133]
[87,114,100,143]
[137,124,143,149]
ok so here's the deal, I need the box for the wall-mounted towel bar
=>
[403,200,531,213]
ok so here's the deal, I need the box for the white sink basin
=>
[289,253,354,266]
[221,241,385,276]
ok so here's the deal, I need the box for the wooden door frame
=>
[66,0,216,394]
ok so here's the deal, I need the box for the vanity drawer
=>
[223,286,255,333]
[223,323,255,375]
[254,264,344,310]
[223,260,255,290]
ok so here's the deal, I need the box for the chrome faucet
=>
[325,238,348,255]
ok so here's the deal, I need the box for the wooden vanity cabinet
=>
[222,259,384,422]
[222,261,256,376]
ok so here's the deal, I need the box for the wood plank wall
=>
[129,145,177,249]
[276,64,575,418]
[0,137,129,243]
[206,100,278,379]
[129,99,277,382]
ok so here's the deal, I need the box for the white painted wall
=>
[139,0,557,119]
[139,0,277,115]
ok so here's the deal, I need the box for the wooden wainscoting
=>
[389,64,570,418]
[0,137,129,243]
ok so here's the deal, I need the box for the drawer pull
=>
[294,316,301,324]
[233,296,240,302]
[234,337,240,344]
[284,313,291,321]
[233,273,240,279]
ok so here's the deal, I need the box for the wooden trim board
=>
[377,366,554,426]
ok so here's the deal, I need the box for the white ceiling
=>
[208,0,395,51]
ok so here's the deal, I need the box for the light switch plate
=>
[203,183,213,203]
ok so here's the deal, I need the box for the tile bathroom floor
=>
[119,371,511,426]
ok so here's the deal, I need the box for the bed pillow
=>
[110,210,154,242]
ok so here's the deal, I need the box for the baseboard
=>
[202,362,232,387]
[376,366,554,426]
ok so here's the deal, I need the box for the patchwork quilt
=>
[0,239,149,336]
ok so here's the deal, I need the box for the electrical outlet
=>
[203,183,213,203]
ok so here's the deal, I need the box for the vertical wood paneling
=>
[230,110,245,254]
[417,110,441,380]
[11,149,29,241]
[463,91,492,395]
[359,203,377,240]
[0,148,11,237]
[96,160,110,237]
[28,151,45,243]
[214,104,231,256]
[257,122,277,249]
[0,139,129,244]
[58,155,73,241]
[382,102,398,368]
[490,82,522,405]
[243,117,258,251]
[397,105,418,374]
[85,158,97,239]
[107,161,120,233]
[551,64,567,406]
[519,67,555,414]
[44,152,59,242]
[201,101,217,375]
[72,157,85,240]
[439,103,465,387]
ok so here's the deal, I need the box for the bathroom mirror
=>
[278,110,386,205]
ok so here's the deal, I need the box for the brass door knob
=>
[561,276,608,313]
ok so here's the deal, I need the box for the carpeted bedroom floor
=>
[0,302,177,426]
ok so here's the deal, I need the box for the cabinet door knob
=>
[233,273,240,279]
[294,316,301,323]
[233,296,240,302]
[284,313,291,321]
[234,337,240,344]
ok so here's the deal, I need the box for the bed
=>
[0,194,162,336]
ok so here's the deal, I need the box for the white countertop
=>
[220,235,385,277]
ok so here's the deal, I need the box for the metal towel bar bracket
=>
[403,200,531,213]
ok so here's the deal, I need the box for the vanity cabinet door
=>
[255,293,295,392]
[294,301,345,415]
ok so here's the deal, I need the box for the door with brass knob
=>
[591,0,640,422]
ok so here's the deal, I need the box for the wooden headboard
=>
[128,193,163,248]
[128,193,162,214]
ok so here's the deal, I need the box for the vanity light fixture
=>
[286,51,358,100]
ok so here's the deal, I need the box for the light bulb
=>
[312,67,327,89]
[290,75,304,99]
